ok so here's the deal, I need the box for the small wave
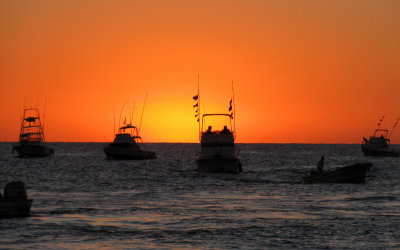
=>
[344,195,398,202]
[48,207,98,215]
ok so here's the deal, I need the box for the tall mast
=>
[232,80,237,140]
[198,75,201,141]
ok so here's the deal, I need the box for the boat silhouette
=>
[0,181,33,218]
[12,107,54,157]
[303,162,372,184]
[193,80,242,173]
[104,123,156,160]
[362,117,400,157]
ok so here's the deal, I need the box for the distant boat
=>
[303,163,372,184]
[361,117,400,157]
[103,123,156,160]
[12,107,54,157]
[193,80,242,173]
[0,181,33,218]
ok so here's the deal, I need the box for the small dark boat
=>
[303,163,372,184]
[12,107,54,157]
[0,181,33,218]
[104,124,156,160]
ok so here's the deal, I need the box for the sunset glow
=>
[1,1,400,143]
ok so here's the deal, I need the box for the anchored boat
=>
[196,115,242,173]
[303,163,372,184]
[361,117,400,157]
[193,80,242,173]
[104,123,156,160]
[12,107,54,157]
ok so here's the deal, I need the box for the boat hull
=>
[303,163,372,184]
[361,145,400,157]
[0,199,33,218]
[196,155,242,173]
[13,144,54,158]
[104,146,156,160]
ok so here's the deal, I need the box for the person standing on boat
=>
[317,156,324,174]
[206,126,212,133]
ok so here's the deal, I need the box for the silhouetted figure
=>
[206,126,212,133]
[221,125,230,134]
[317,156,324,174]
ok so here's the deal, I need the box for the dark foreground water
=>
[1,143,400,249]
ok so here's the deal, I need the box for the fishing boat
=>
[0,181,33,218]
[361,117,400,157]
[193,80,242,173]
[104,123,156,160]
[104,97,156,160]
[12,107,54,157]
[303,162,372,184]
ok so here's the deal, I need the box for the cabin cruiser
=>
[0,181,33,218]
[12,108,54,157]
[361,129,400,157]
[104,124,156,160]
[196,115,242,173]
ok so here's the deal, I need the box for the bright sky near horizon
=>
[1,1,400,143]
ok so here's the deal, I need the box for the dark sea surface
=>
[1,143,400,249]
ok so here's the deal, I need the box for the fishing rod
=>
[389,117,400,138]
[138,91,148,134]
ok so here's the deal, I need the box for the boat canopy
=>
[373,129,389,138]
[120,125,136,130]
[202,113,232,118]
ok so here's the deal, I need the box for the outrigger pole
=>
[389,117,400,138]
[119,101,127,128]
[374,115,385,137]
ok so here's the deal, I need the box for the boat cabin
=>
[110,124,142,148]
[199,114,236,157]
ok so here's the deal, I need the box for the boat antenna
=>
[232,80,237,140]
[138,91,148,134]
[389,117,400,138]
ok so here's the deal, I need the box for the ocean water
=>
[0,143,400,249]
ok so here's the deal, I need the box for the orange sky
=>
[1,1,400,143]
